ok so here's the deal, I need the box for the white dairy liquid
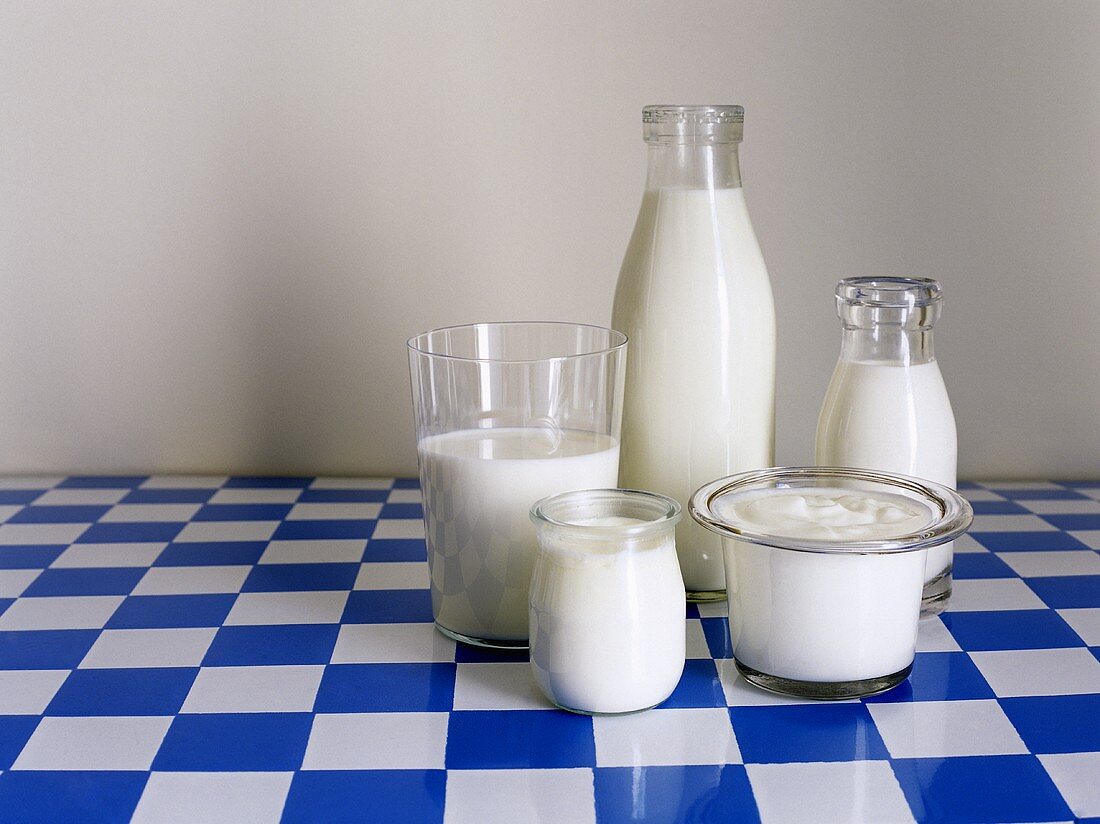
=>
[815,359,957,583]
[716,488,935,683]
[613,187,776,594]
[417,427,620,643]
[529,517,686,714]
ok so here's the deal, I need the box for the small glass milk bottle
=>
[815,277,958,616]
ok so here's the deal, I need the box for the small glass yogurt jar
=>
[529,489,686,715]
[691,467,972,699]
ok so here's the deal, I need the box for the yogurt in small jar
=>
[691,467,973,699]
[528,489,685,715]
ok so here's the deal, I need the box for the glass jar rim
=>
[407,321,628,364]
[836,277,942,309]
[530,488,682,539]
[690,466,973,555]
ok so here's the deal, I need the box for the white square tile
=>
[181,665,324,713]
[133,565,250,595]
[997,551,1100,578]
[0,670,69,713]
[969,515,1057,532]
[1069,531,1100,550]
[443,769,595,824]
[695,601,728,618]
[594,707,740,766]
[34,488,129,506]
[0,523,91,545]
[371,520,425,540]
[716,659,849,706]
[132,772,293,824]
[258,540,366,565]
[287,503,382,521]
[51,543,166,568]
[354,562,430,590]
[867,699,1027,758]
[207,488,302,504]
[453,663,554,710]
[79,628,218,669]
[174,521,279,542]
[387,489,423,504]
[310,478,393,490]
[686,619,711,659]
[99,504,200,523]
[952,534,989,554]
[915,616,962,652]
[947,578,1046,611]
[1039,753,1100,819]
[0,595,123,630]
[0,506,22,524]
[975,480,1061,490]
[0,569,41,598]
[0,476,63,490]
[141,475,228,489]
[225,591,348,625]
[969,648,1100,697]
[1019,499,1100,515]
[747,761,914,824]
[301,712,447,769]
[1058,608,1100,645]
[330,623,456,663]
[13,716,173,770]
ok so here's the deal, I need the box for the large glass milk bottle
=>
[815,277,958,616]
[612,105,776,601]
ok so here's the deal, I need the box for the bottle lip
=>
[643,104,744,144]
[836,277,943,309]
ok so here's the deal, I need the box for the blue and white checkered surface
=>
[0,476,1096,823]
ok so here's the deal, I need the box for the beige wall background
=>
[1,1,1098,479]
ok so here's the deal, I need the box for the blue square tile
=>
[0,629,99,669]
[445,710,595,769]
[1000,694,1100,753]
[224,476,311,488]
[6,505,110,524]
[701,617,733,659]
[380,503,423,519]
[76,522,186,544]
[105,594,237,629]
[201,624,340,666]
[1026,575,1100,609]
[153,712,313,771]
[362,539,427,562]
[282,770,446,824]
[299,489,390,503]
[1043,513,1100,530]
[968,500,1030,515]
[728,704,890,763]
[685,603,701,619]
[313,663,456,712]
[393,478,419,489]
[594,765,760,824]
[453,644,528,663]
[970,531,1092,552]
[951,552,1016,579]
[891,755,1072,823]
[242,563,359,592]
[341,590,433,624]
[0,715,39,769]
[273,520,376,540]
[956,481,982,490]
[0,546,65,569]
[192,503,293,522]
[661,659,726,708]
[120,488,216,504]
[154,541,266,567]
[942,609,1085,650]
[864,652,994,703]
[992,487,1089,500]
[0,490,46,505]
[0,598,12,616]
[57,476,148,489]
[0,771,148,823]
[21,567,145,597]
[45,667,197,716]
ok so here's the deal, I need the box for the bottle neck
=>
[645,142,743,190]
[839,325,936,366]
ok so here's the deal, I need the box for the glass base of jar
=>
[687,588,726,603]
[735,658,913,700]
[550,698,665,717]
[435,622,528,651]
[920,567,953,619]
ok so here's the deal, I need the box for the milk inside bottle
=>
[612,105,776,600]
[815,277,958,616]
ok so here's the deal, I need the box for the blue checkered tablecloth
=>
[0,475,1095,823]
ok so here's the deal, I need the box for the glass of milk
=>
[407,322,627,649]
[691,467,973,699]
[528,488,685,714]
